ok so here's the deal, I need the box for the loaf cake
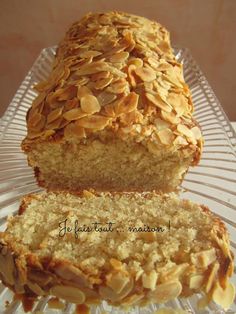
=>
[0,191,234,310]
[22,11,203,192]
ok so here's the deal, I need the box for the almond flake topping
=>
[80,95,101,114]
[134,67,156,82]
[146,93,172,112]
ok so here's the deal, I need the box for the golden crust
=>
[22,11,203,166]
[0,191,234,310]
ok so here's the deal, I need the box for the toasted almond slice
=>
[146,93,172,112]
[149,281,182,303]
[205,263,219,293]
[45,117,63,130]
[28,111,42,127]
[56,85,78,101]
[142,270,158,290]
[134,67,156,82]
[173,135,188,146]
[147,57,160,69]
[50,285,85,304]
[79,50,102,58]
[106,272,130,294]
[27,281,45,296]
[157,128,175,145]
[48,297,65,310]
[155,118,170,131]
[94,77,113,89]
[191,126,202,140]
[127,64,137,87]
[47,107,63,123]
[64,123,86,139]
[64,98,79,111]
[191,248,216,268]
[110,259,123,270]
[97,91,117,106]
[31,92,46,110]
[32,115,46,131]
[63,108,88,121]
[80,95,101,114]
[107,79,128,94]
[0,251,15,285]
[109,51,129,63]
[77,86,93,99]
[114,92,139,115]
[161,111,180,124]
[177,124,194,138]
[128,58,143,68]
[75,61,108,75]
[91,71,110,81]
[160,264,189,282]
[189,274,205,290]
[76,115,110,130]
[212,281,235,310]
[122,293,144,306]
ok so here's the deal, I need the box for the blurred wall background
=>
[0,0,235,119]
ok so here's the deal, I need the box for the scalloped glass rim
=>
[0,47,235,313]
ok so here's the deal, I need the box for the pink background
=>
[0,0,235,119]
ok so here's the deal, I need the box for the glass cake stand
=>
[0,47,235,314]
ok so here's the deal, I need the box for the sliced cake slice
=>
[0,191,234,311]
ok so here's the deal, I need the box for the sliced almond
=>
[177,124,194,138]
[146,93,172,112]
[64,123,86,139]
[114,92,139,115]
[212,281,235,310]
[79,50,102,58]
[173,135,188,146]
[50,285,85,304]
[142,270,158,290]
[27,281,45,296]
[64,98,79,111]
[80,95,101,114]
[94,77,113,89]
[191,248,216,268]
[0,251,15,285]
[77,86,93,99]
[97,91,117,106]
[205,263,219,293]
[57,85,77,101]
[157,128,175,145]
[107,79,128,94]
[191,126,202,140]
[127,64,137,87]
[122,293,144,306]
[47,107,63,123]
[149,281,182,303]
[106,272,129,294]
[76,115,110,130]
[161,110,180,124]
[128,58,143,68]
[109,51,129,63]
[110,259,123,270]
[63,108,88,121]
[189,274,205,290]
[91,71,110,81]
[28,111,42,128]
[134,67,156,82]
[48,297,65,310]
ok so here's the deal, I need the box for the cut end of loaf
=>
[24,137,195,191]
[0,191,234,309]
